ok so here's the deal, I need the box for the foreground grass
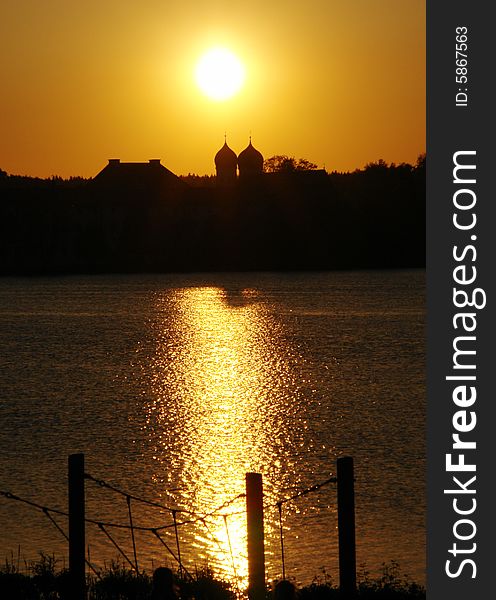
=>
[0,555,425,600]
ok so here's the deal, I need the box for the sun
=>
[194,48,245,101]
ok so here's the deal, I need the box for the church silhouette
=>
[93,137,330,193]
[94,137,267,189]
[215,138,264,185]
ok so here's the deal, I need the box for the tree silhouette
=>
[415,153,426,171]
[363,158,389,172]
[264,155,318,173]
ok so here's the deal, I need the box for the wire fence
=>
[1,458,345,589]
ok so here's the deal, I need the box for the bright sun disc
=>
[195,48,245,101]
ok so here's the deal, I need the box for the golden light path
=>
[145,286,305,587]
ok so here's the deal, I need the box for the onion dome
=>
[237,139,264,175]
[215,141,238,170]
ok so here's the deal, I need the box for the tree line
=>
[0,156,425,275]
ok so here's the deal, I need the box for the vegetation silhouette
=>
[151,567,179,600]
[0,556,425,599]
[274,579,297,600]
[263,156,319,173]
[0,155,425,275]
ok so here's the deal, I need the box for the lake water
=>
[0,271,425,587]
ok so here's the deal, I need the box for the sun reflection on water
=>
[144,286,304,585]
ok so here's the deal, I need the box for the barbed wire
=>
[85,472,247,525]
[274,476,337,508]
[0,490,101,579]
[223,514,240,589]
[1,488,246,533]
[2,472,340,583]
[85,473,185,514]
[0,490,68,517]
[270,474,337,581]
[2,474,336,531]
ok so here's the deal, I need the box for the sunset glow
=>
[195,48,245,101]
[0,2,425,177]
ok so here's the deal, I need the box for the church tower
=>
[214,138,238,186]
[237,138,264,180]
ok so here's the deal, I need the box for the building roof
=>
[93,159,186,190]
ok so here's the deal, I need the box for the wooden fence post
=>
[337,456,356,597]
[69,453,86,600]
[246,473,265,600]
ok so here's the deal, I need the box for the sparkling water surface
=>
[0,271,425,586]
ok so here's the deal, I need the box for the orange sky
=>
[0,1,425,178]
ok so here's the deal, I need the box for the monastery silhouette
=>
[93,138,328,193]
